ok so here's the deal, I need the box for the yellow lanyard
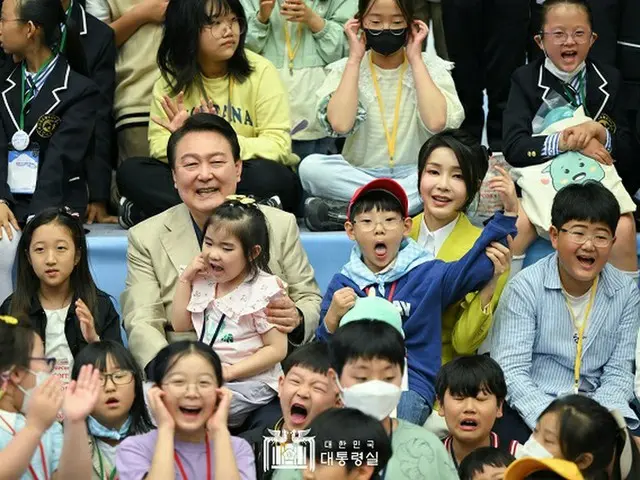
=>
[368,54,407,170]
[283,22,303,75]
[563,276,598,394]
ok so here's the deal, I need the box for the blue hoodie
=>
[316,213,517,406]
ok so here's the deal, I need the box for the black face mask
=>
[364,28,408,56]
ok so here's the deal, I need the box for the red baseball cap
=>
[347,178,409,220]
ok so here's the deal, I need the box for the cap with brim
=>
[505,458,584,480]
[340,296,404,338]
[347,178,409,220]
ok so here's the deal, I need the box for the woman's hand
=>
[580,137,613,165]
[485,236,513,281]
[0,202,19,241]
[405,20,428,65]
[344,18,366,63]
[152,92,190,133]
[62,365,100,423]
[77,299,100,343]
[487,165,518,216]
[206,388,233,434]
[148,386,175,431]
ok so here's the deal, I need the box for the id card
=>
[7,146,39,194]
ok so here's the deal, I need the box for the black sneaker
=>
[118,197,136,230]
[259,195,283,210]
[304,197,348,232]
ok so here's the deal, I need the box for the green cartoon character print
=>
[542,151,605,191]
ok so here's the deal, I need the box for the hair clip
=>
[58,206,80,219]
[226,195,257,206]
[0,315,18,326]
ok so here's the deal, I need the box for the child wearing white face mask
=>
[0,315,101,480]
[503,0,638,280]
[327,298,459,480]
[513,395,639,480]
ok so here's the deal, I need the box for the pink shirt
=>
[188,270,284,389]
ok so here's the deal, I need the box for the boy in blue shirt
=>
[316,177,517,425]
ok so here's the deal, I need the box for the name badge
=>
[7,146,39,195]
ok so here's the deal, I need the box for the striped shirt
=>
[24,54,60,100]
[541,68,613,157]
[492,253,640,429]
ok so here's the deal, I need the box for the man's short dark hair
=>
[329,320,405,377]
[551,181,620,234]
[458,447,514,480]
[282,342,332,376]
[436,355,507,404]
[167,113,241,170]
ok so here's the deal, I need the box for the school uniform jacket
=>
[0,289,122,358]
[71,3,116,203]
[503,58,636,179]
[0,56,99,221]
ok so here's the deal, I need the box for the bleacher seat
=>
[85,225,640,318]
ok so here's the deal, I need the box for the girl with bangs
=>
[72,341,154,480]
[117,0,303,222]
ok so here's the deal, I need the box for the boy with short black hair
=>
[328,306,459,480]
[436,355,514,468]
[302,408,392,480]
[317,178,517,426]
[492,182,640,444]
[243,342,341,480]
[458,446,515,480]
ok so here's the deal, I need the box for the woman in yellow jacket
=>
[411,130,517,366]
[411,130,516,435]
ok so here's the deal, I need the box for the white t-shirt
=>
[563,289,591,330]
[417,216,458,258]
[44,305,74,384]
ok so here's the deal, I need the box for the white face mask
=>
[337,379,402,421]
[18,370,51,414]
[544,56,586,84]
[516,435,554,460]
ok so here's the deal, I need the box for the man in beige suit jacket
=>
[121,114,321,372]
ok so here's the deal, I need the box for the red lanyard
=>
[365,281,398,302]
[0,414,48,480]
[174,434,211,480]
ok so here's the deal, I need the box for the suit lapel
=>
[161,204,202,274]
[2,66,23,133]
[586,63,609,121]
[71,2,89,36]
[25,58,69,137]
[538,65,573,107]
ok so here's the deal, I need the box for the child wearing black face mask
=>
[299,0,464,232]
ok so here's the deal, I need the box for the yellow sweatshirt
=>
[148,50,298,166]
[410,212,509,365]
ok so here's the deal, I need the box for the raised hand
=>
[485,236,513,280]
[180,254,212,284]
[406,20,428,64]
[487,166,518,216]
[148,387,175,431]
[206,388,233,434]
[152,93,190,133]
[257,0,275,24]
[344,18,366,63]
[25,375,64,433]
[62,365,100,423]
[76,299,100,343]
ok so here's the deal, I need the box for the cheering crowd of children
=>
[0,0,639,478]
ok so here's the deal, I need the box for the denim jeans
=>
[397,390,431,426]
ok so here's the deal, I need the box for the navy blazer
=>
[71,3,116,203]
[0,57,99,221]
[503,58,635,175]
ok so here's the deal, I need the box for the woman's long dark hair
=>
[16,0,87,75]
[11,207,98,322]
[157,0,252,97]
[72,341,154,436]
